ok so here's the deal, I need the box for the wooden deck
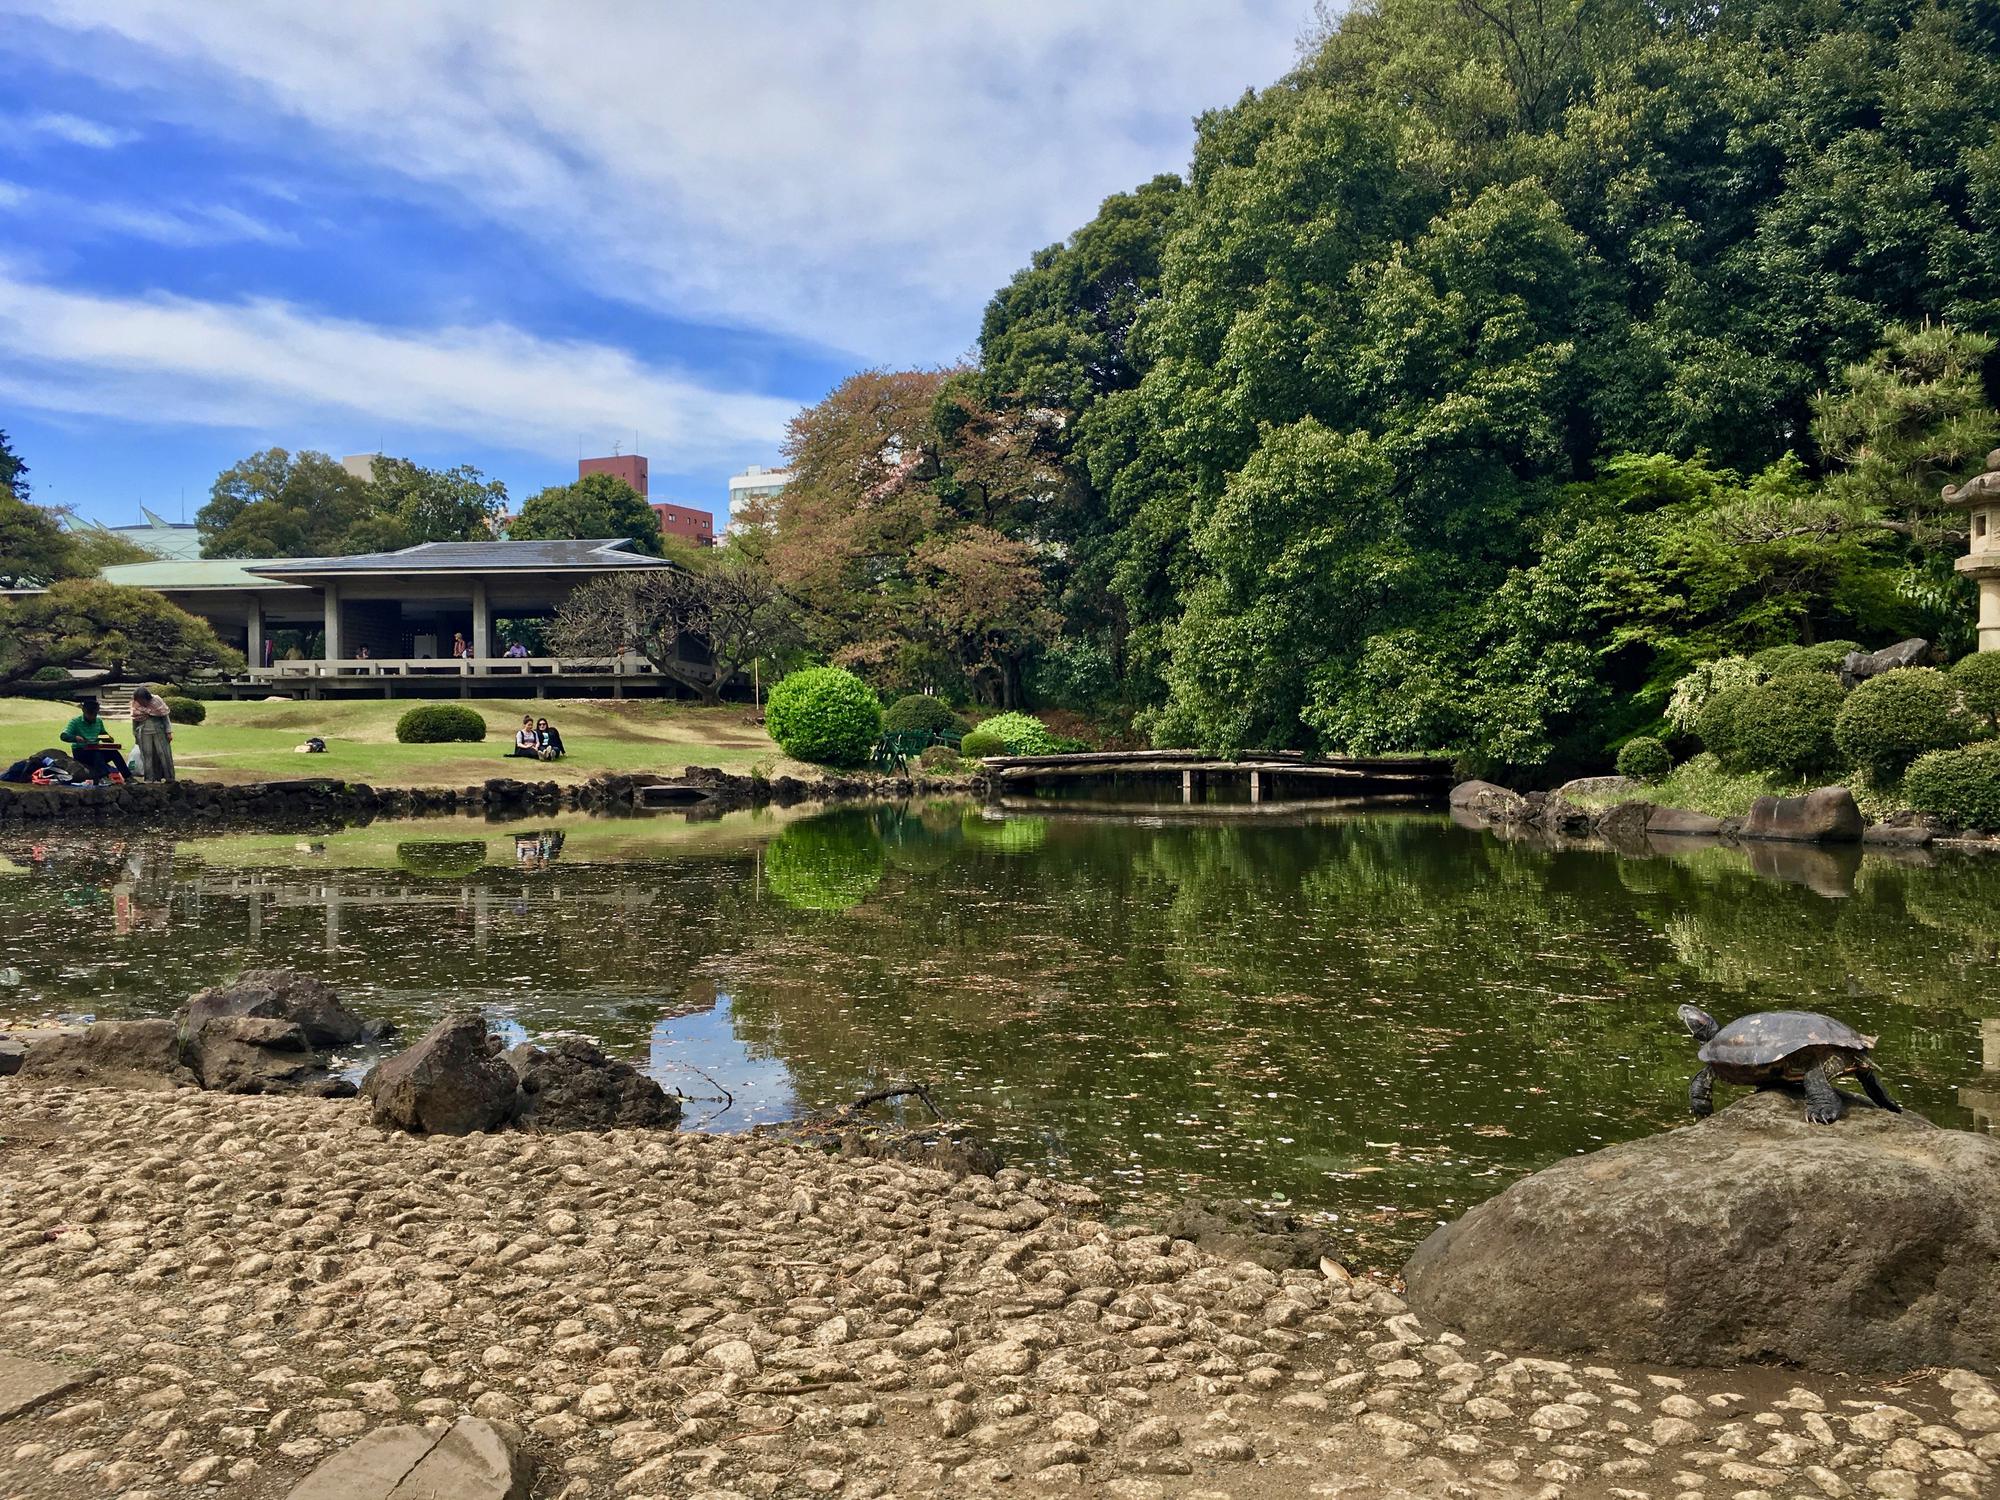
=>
[980,748,1453,802]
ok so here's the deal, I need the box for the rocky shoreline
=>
[2,1082,1995,1500]
[0,765,983,832]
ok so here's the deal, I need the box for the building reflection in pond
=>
[1963,1019,2000,1134]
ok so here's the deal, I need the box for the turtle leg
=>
[1688,1066,1714,1118]
[1802,1062,1844,1125]
[1857,1068,1902,1114]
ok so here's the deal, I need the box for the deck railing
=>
[247,654,662,680]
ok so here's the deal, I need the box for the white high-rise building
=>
[727,464,790,517]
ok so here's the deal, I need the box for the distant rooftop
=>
[102,558,309,591]
[85,507,205,562]
[247,539,675,576]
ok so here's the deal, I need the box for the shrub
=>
[1904,741,2000,830]
[1665,656,1761,735]
[959,729,1006,758]
[765,667,881,767]
[30,665,69,682]
[882,694,962,738]
[917,744,962,771]
[162,695,205,725]
[1732,674,1846,778]
[1753,640,1859,679]
[1695,684,1757,770]
[394,704,488,744]
[969,711,1059,756]
[1951,652,2000,732]
[1832,668,1969,783]
[1615,736,1671,783]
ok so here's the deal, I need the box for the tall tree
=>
[507,472,664,556]
[198,449,372,558]
[0,428,26,499]
[0,491,79,588]
[355,457,508,550]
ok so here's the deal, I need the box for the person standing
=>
[59,697,131,783]
[129,687,175,782]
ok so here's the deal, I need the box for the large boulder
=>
[181,968,385,1048]
[1405,1092,2000,1374]
[361,1012,521,1135]
[1448,780,1527,822]
[1645,804,1725,838]
[1840,637,1929,687]
[14,1019,195,1090]
[180,1014,355,1097]
[1740,785,1864,843]
[503,1038,681,1131]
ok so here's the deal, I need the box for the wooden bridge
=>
[978,748,1454,803]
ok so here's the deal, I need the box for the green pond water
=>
[2,799,1994,1264]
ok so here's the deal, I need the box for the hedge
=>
[959,729,1006,758]
[765,667,881,767]
[1695,684,1757,771]
[969,711,1059,756]
[1614,736,1671,783]
[162,695,206,725]
[881,694,962,738]
[1751,640,1858,679]
[1732,674,1845,779]
[1951,652,2000,731]
[1831,669,1967,783]
[1903,741,2000,830]
[394,704,488,744]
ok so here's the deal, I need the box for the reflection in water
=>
[0,802,1993,1263]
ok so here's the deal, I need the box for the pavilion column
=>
[322,582,342,660]
[247,597,265,670]
[472,578,491,660]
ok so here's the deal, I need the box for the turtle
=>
[1676,1005,1901,1125]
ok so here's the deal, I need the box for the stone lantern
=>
[1941,447,2000,652]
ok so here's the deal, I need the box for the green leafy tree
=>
[357,457,508,549]
[507,471,663,556]
[0,427,26,499]
[0,491,82,588]
[0,579,243,685]
[198,448,373,558]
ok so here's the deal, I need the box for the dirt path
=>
[0,1086,1991,1499]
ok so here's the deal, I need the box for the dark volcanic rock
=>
[181,968,383,1048]
[503,1038,681,1131]
[1864,810,1947,847]
[361,1012,521,1135]
[1594,800,1653,848]
[1840,637,1930,687]
[1404,1092,2000,1375]
[15,1019,195,1090]
[181,1014,354,1097]
[1163,1197,1341,1272]
[1741,785,1864,843]
[1645,804,1725,838]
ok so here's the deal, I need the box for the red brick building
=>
[576,454,714,547]
[579,453,648,496]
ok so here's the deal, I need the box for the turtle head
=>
[1677,1005,1720,1043]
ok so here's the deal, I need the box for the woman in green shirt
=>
[59,697,131,783]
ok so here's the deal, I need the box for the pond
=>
[2,799,1994,1264]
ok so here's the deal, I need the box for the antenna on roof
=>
[612,440,621,457]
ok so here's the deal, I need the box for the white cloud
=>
[3,0,1308,361]
[0,271,803,467]
[22,110,139,148]
[0,179,297,247]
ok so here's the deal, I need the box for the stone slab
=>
[0,1353,97,1421]
[286,1418,530,1500]
[286,1425,438,1500]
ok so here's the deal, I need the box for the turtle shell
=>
[1698,1010,1874,1068]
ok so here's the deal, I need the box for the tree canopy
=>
[0,579,243,686]
[507,471,663,556]
[198,449,510,558]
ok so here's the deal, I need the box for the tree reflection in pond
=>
[0,804,1991,1263]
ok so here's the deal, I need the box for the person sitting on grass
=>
[511,714,539,758]
[535,717,565,761]
[59,697,131,784]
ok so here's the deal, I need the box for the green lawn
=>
[0,696,796,788]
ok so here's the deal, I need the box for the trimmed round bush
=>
[1832,668,1969,783]
[30,665,70,682]
[882,694,962,738]
[394,704,488,744]
[959,729,1006,758]
[1904,741,2000,830]
[1753,640,1859,679]
[765,667,881,767]
[1614,736,1671,783]
[1732,674,1845,779]
[1950,651,2000,731]
[162,695,205,724]
[969,711,1059,756]
[1695,684,1757,771]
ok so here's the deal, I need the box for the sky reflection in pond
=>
[0,800,1992,1263]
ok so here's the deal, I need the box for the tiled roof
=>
[101,559,310,591]
[247,540,674,576]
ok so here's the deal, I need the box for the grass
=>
[0,695,808,788]
[1572,751,1905,820]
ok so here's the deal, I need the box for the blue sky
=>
[0,1,1306,529]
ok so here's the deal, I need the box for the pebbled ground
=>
[0,1085,1994,1500]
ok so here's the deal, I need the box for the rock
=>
[1555,776,1636,802]
[0,1037,24,1076]
[1741,786,1865,843]
[0,1354,97,1420]
[181,1014,354,1097]
[1161,1197,1340,1271]
[286,1417,531,1499]
[1647,805,1726,838]
[1864,812,1947,848]
[1595,800,1654,848]
[1405,1092,2000,1374]
[15,1019,195,1090]
[181,968,385,1048]
[1449,780,1527,822]
[1841,639,1930,688]
[361,1012,521,1135]
[503,1038,681,1131]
